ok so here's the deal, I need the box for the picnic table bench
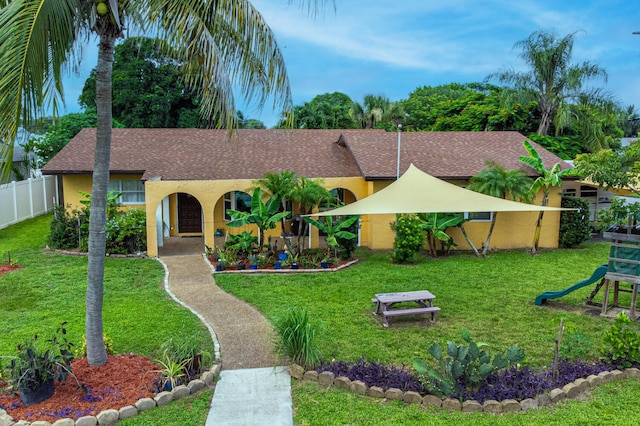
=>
[372,290,440,327]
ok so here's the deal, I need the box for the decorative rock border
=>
[288,364,640,413]
[0,363,221,426]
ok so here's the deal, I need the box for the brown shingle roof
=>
[42,128,571,181]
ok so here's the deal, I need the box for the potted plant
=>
[154,353,188,391]
[289,252,300,269]
[248,254,259,269]
[2,323,77,406]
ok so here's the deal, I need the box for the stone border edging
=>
[287,364,640,413]
[0,364,221,426]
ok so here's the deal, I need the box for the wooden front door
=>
[177,193,202,233]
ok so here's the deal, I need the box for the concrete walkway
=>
[158,237,291,425]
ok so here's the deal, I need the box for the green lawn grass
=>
[5,216,640,425]
[0,214,214,424]
[0,214,213,357]
[215,243,640,425]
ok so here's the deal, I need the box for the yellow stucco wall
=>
[60,174,562,257]
[61,174,145,211]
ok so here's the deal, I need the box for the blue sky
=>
[62,0,640,128]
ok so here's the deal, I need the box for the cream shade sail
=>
[309,164,568,216]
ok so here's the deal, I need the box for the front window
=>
[108,179,145,204]
[224,191,252,221]
[464,211,493,222]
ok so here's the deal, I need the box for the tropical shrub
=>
[273,307,322,368]
[390,214,424,263]
[601,312,640,368]
[48,193,146,255]
[412,329,525,397]
[47,205,82,250]
[559,196,592,248]
[105,208,147,254]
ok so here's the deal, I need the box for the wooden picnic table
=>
[372,290,440,327]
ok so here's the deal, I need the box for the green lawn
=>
[5,216,640,425]
[0,214,213,425]
[214,243,640,425]
[0,214,213,357]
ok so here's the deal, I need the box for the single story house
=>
[41,128,574,256]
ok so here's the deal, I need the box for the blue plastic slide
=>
[534,264,608,306]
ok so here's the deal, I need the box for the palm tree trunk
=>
[531,195,549,255]
[86,34,115,367]
[537,108,553,135]
[482,213,498,257]
[459,224,481,257]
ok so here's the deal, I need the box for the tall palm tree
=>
[254,170,298,251]
[468,163,533,256]
[519,140,576,254]
[0,0,325,366]
[489,30,607,136]
[290,176,332,253]
[350,94,391,129]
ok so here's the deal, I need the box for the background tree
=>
[79,37,202,128]
[0,0,321,367]
[28,109,124,167]
[468,163,533,256]
[574,144,640,197]
[401,83,536,133]
[236,111,266,129]
[277,92,356,129]
[488,30,608,137]
[519,140,576,253]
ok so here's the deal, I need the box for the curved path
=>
[161,254,277,370]
[158,237,291,425]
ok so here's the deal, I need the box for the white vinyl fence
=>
[0,175,58,230]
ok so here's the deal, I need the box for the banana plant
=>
[226,187,290,249]
[303,215,359,258]
[417,213,465,258]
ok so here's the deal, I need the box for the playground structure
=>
[535,231,640,319]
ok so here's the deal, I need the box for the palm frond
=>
[141,0,291,129]
[0,0,80,179]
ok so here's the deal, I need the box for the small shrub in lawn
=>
[316,357,422,392]
[601,312,640,368]
[273,307,322,368]
[390,214,424,263]
[559,331,593,360]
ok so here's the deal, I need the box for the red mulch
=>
[0,354,161,423]
[0,263,22,275]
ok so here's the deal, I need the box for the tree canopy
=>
[401,83,537,133]
[79,37,202,128]
[487,30,611,139]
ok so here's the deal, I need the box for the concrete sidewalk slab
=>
[206,366,293,426]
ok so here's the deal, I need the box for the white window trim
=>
[108,179,145,205]
[464,211,493,222]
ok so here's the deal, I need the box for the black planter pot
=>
[20,379,54,406]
